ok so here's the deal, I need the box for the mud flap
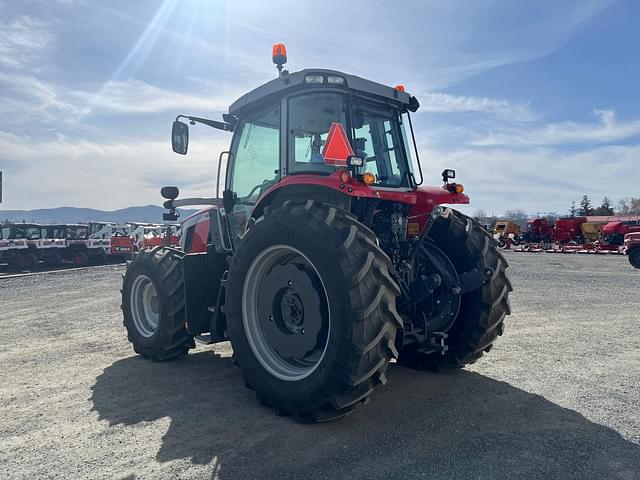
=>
[182,252,214,335]
[182,248,228,336]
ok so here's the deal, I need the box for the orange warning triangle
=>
[322,122,354,165]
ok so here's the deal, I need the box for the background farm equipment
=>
[0,223,37,269]
[600,220,640,246]
[494,220,521,247]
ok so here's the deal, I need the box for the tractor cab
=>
[167,45,467,249]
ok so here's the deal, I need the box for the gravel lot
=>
[1,253,639,480]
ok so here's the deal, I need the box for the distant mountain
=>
[0,205,197,224]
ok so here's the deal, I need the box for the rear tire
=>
[226,200,401,421]
[23,252,38,270]
[399,208,512,371]
[121,247,194,361]
[629,248,640,269]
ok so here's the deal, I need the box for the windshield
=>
[286,92,414,187]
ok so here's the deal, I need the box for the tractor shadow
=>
[91,350,640,479]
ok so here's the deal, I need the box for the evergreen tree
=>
[579,195,593,216]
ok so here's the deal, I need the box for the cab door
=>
[225,102,281,246]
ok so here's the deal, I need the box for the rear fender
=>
[251,184,351,222]
[407,186,469,236]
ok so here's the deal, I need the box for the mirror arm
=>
[171,197,222,208]
[177,115,233,132]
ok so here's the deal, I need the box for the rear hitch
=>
[417,332,448,355]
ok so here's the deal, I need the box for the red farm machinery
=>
[510,216,640,255]
[120,45,512,421]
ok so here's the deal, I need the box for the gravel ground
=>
[0,254,639,480]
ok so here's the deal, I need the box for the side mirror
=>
[172,121,189,155]
[161,186,179,200]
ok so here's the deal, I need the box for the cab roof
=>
[229,69,414,116]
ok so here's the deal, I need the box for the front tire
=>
[226,200,401,421]
[629,248,640,269]
[121,247,194,361]
[399,208,512,371]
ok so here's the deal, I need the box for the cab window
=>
[287,92,347,174]
[230,103,280,201]
[228,103,281,242]
[352,103,409,187]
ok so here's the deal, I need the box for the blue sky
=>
[0,0,638,215]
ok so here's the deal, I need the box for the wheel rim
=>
[242,245,330,381]
[130,274,161,338]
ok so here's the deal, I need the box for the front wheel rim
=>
[130,274,161,338]
[242,245,330,382]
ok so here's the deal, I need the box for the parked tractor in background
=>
[624,233,640,268]
[494,220,521,247]
[120,45,512,421]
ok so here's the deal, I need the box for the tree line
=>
[573,196,640,216]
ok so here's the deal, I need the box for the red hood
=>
[601,221,622,234]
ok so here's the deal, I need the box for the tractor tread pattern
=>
[226,200,400,422]
[121,248,194,361]
[399,208,512,372]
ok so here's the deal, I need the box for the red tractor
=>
[624,233,640,268]
[121,46,512,421]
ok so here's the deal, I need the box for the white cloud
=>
[474,109,640,146]
[419,142,639,216]
[0,15,54,69]
[0,131,229,210]
[0,73,240,132]
[419,93,539,121]
[0,73,85,125]
[74,80,235,115]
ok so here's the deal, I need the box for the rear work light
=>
[347,156,364,167]
[305,75,324,84]
[327,76,345,85]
